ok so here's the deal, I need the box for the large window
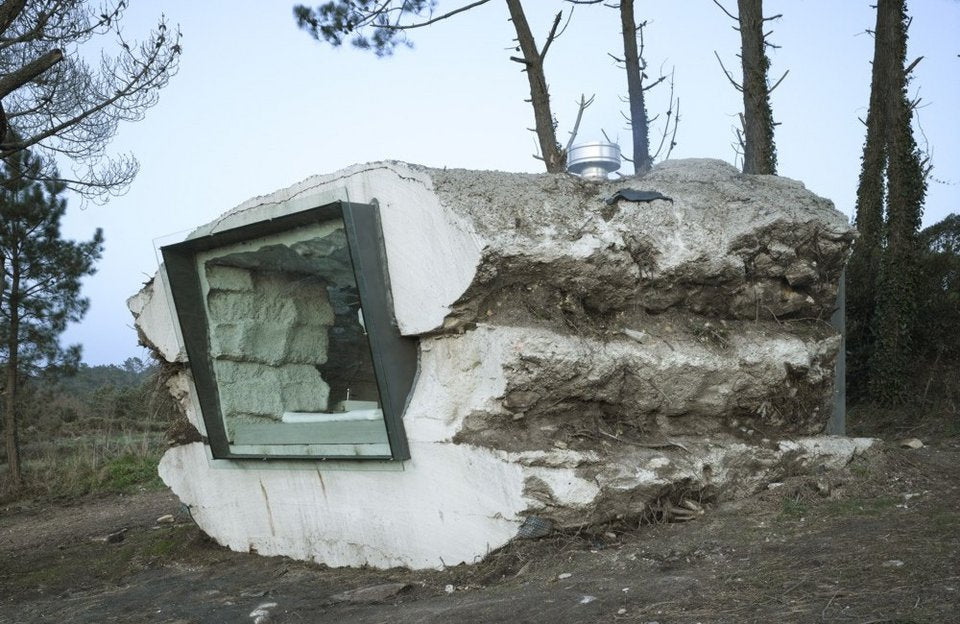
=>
[162,202,415,460]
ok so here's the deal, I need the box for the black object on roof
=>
[605,189,674,205]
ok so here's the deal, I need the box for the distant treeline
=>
[18,357,176,439]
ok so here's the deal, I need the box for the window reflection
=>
[196,218,389,455]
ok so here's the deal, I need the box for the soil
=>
[2,438,959,624]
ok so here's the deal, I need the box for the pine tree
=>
[0,1,181,200]
[1,146,103,489]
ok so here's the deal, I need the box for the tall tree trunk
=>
[620,0,650,175]
[504,0,565,173]
[846,0,891,399]
[868,0,926,403]
[738,0,776,174]
[3,258,21,488]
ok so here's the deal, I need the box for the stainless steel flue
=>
[566,141,621,181]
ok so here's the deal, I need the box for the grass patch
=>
[780,498,808,518]
[779,494,899,521]
[924,505,960,531]
[1,432,166,503]
[822,495,899,517]
[849,459,872,479]
[105,453,163,491]
[10,524,201,598]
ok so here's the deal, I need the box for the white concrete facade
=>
[134,160,872,569]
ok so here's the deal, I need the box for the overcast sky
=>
[57,0,960,365]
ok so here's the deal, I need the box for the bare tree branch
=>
[378,0,494,30]
[0,2,181,200]
[0,48,62,99]
[904,55,923,75]
[564,93,595,153]
[768,69,789,92]
[0,0,26,35]
[714,50,743,91]
[539,10,563,59]
[641,74,667,91]
[712,0,739,21]
[664,98,680,161]
[651,68,678,160]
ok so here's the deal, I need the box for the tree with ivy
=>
[1,144,103,489]
[713,0,785,175]
[847,0,927,404]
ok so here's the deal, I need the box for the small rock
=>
[815,478,831,497]
[617,607,627,615]
[767,482,784,490]
[504,390,539,410]
[444,584,455,594]
[329,583,411,604]
[156,514,175,524]
[249,602,277,624]
[881,559,905,568]
[578,595,596,604]
[92,529,127,544]
[557,572,572,580]
[604,532,617,540]
[898,438,924,449]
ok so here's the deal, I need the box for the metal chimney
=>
[566,141,621,181]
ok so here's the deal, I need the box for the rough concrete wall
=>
[429,160,850,331]
[207,269,334,427]
[131,159,872,570]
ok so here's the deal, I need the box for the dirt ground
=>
[2,437,959,624]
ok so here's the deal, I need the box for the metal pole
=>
[827,268,846,435]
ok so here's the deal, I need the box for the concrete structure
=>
[131,159,870,569]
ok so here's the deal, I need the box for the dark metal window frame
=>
[161,201,415,461]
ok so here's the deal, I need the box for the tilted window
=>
[162,202,415,460]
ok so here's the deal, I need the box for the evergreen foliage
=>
[915,214,960,362]
[1,145,103,488]
[847,0,928,405]
[294,0,436,56]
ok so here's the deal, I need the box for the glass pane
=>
[195,216,390,457]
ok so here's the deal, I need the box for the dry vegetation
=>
[0,361,173,503]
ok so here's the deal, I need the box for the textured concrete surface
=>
[133,159,869,569]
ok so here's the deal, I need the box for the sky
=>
[57,0,959,365]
